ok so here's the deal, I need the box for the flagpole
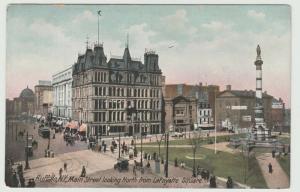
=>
[97,10,101,44]
[98,12,99,44]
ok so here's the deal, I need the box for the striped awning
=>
[79,123,87,132]
[65,121,79,129]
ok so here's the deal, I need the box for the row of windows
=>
[94,71,107,83]
[73,87,90,98]
[93,86,161,98]
[149,74,160,86]
[199,110,211,116]
[109,111,125,122]
[199,118,211,124]
[108,100,125,109]
[129,99,160,110]
[95,99,107,109]
[93,111,161,123]
[94,112,106,122]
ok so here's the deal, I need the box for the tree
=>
[189,131,203,177]
[155,134,165,160]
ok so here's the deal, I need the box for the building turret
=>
[144,49,159,72]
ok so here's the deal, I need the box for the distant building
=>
[52,66,73,120]
[72,43,163,137]
[271,98,285,131]
[6,86,35,116]
[215,85,273,131]
[6,99,14,115]
[164,96,197,133]
[34,80,53,115]
[164,83,219,132]
[283,108,290,132]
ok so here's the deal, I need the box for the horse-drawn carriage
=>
[64,133,75,145]
[38,125,50,138]
[114,158,129,172]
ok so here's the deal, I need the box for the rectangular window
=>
[95,87,98,96]
[95,100,98,109]
[99,87,102,96]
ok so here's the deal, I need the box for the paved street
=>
[5,118,255,188]
[256,153,289,189]
[5,118,88,162]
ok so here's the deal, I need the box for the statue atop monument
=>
[256,44,262,61]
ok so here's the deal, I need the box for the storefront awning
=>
[79,123,87,132]
[65,121,79,129]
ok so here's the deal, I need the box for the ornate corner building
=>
[72,43,163,137]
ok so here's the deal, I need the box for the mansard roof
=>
[72,43,160,75]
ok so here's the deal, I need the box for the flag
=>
[97,10,101,16]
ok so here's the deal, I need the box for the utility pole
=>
[119,127,121,159]
[47,130,50,150]
[25,132,30,170]
[15,124,18,141]
[165,132,169,177]
[140,120,143,167]
[214,92,217,154]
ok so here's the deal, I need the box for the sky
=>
[6,4,291,107]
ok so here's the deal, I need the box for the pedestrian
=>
[64,162,67,172]
[19,173,25,187]
[12,172,19,187]
[272,150,275,158]
[59,168,63,177]
[226,176,233,188]
[80,166,86,177]
[268,163,273,174]
[133,165,137,176]
[146,161,150,168]
[53,133,56,139]
[209,175,217,188]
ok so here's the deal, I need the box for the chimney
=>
[226,85,231,91]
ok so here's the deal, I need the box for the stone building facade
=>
[164,96,197,133]
[164,84,219,131]
[34,81,53,115]
[52,66,73,120]
[72,44,163,137]
[215,85,273,131]
[6,86,35,116]
[271,98,285,131]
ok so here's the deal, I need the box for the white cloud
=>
[72,10,97,24]
[201,21,232,31]
[29,19,69,43]
[161,9,187,31]
[247,10,266,20]
[160,9,197,36]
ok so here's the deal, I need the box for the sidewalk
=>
[256,153,289,189]
[19,150,116,180]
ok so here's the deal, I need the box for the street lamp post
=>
[140,123,143,167]
[25,132,33,170]
[15,125,18,141]
[165,131,169,177]
[119,127,121,159]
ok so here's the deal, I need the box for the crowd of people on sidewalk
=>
[5,159,35,187]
